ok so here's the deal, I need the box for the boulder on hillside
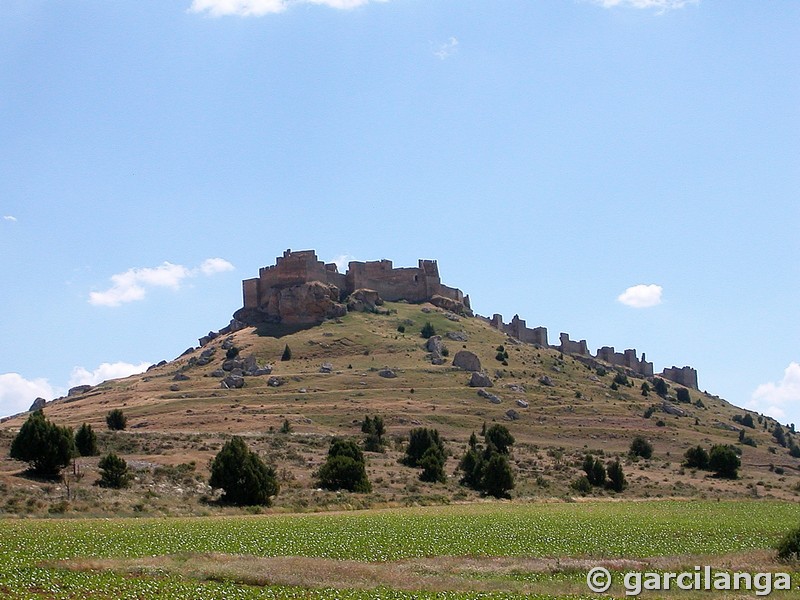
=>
[29,397,46,412]
[68,385,92,397]
[346,289,384,313]
[539,375,554,387]
[379,368,397,379]
[429,294,473,317]
[320,362,333,373]
[478,389,502,404]
[469,371,493,388]
[221,375,245,389]
[445,331,468,342]
[454,350,481,372]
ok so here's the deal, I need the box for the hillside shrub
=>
[571,475,592,494]
[790,445,800,459]
[279,419,292,434]
[654,378,668,398]
[613,373,629,387]
[776,525,800,561]
[458,428,515,497]
[281,345,292,361]
[317,438,371,492]
[397,324,405,333]
[481,453,514,499]
[630,436,653,459]
[606,459,626,492]
[362,415,386,452]
[74,423,99,457]
[404,428,445,468]
[106,409,127,431]
[733,413,755,428]
[684,446,710,469]
[583,454,606,487]
[418,446,446,483]
[709,444,741,479]
[98,453,131,488]
[420,322,436,339]
[210,437,279,505]
[9,410,75,478]
[676,388,691,404]
[484,424,514,455]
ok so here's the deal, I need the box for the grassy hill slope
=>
[1,301,798,516]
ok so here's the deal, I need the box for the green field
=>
[1,500,799,599]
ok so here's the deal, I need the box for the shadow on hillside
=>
[255,322,317,338]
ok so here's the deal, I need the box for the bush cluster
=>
[458,426,515,498]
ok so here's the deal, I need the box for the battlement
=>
[240,250,470,318]
[489,313,690,383]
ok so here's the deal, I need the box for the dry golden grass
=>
[1,301,798,516]
[52,549,795,598]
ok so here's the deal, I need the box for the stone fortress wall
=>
[240,250,696,389]
[241,249,470,314]
[486,313,697,389]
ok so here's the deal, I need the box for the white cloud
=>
[200,257,236,275]
[591,0,697,12]
[0,373,59,418]
[748,363,800,423]
[189,0,387,17]
[617,284,663,308]
[89,258,235,307]
[434,37,459,60]
[3,215,17,222]
[69,361,152,388]
[330,254,357,273]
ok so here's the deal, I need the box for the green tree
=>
[418,446,446,483]
[209,437,280,505]
[10,410,75,477]
[362,415,386,452]
[74,423,99,457]
[606,459,626,492]
[683,445,710,469]
[629,436,653,459]
[279,419,292,434]
[582,454,606,487]
[458,447,484,489]
[484,424,515,455]
[640,382,650,397]
[281,344,292,361]
[653,378,669,398]
[708,444,741,479]
[777,525,800,561]
[97,452,131,488]
[105,409,127,431]
[676,387,691,403]
[420,322,436,339]
[317,438,371,492]
[404,428,445,468]
[481,453,514,498]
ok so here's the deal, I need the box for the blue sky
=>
[1,0,798,425]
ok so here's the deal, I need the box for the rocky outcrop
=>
[29,397,46,412]
[68,385,92,397]
[453,351,481,372]
[429,294,473,317]
[469,372,493,387]
[234,281,347,326]
[346,289,384,313]
[478,389,501,404]
[379,368,397,379]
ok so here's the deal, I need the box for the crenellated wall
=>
[488,313,687,382]
[241,250,469,313]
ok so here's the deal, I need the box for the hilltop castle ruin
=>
[231,249,698,389]
[234,249,471,326]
